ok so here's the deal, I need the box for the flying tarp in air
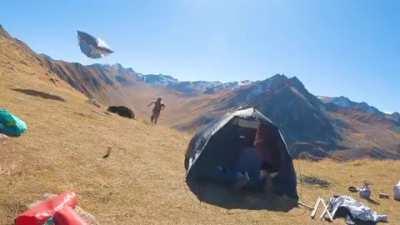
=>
[77,31,113,59]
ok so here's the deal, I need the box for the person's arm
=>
[147,101,154,107]
[161,104,166,110]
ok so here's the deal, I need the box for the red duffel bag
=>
[54,206,88,225]
[15,192,78,225]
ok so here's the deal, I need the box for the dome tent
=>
[185,107,298,200]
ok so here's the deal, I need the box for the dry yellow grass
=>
[1,32,400,225]
[2,70,400,225]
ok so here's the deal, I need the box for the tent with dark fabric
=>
[185,108,298,200]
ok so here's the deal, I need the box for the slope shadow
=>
[189,181,297,212]
[12,89,65,102]
[300,175,331,188]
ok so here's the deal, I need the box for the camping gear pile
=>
[0,109,27,137]
[349,182,400,201]
[15,192,96,225]
[310,196,388,224]
[308,180,400,224]
[328,195,388,225]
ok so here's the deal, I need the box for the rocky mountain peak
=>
[391,112,400,123]
[321,96,382,115]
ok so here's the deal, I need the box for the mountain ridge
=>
[32,53,400,118]
[2,24,399,159]
[36,55,400,117]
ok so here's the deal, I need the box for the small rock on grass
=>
[0,134,9,143]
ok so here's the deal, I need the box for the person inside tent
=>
[254,123,281,191]
[210,120,283,191]
[213,166,250,190]
[212,134,256,190]
[148,97,166,125]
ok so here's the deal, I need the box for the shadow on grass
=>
[299,175,331,188]
[12,88,65,102]
[188,181,297,212]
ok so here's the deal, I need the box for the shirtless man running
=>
[148,97,165,125]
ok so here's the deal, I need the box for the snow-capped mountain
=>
[139,74,178,86]
[319,96,388,117]
[138,74,252,95]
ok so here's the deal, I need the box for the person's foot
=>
[234,172,250,190]
[259,170,267,179]
[241,172,250,183]
[270,172,278,178]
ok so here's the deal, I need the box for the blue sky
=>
[1,0,399,112]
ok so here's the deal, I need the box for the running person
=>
[148,97,165,124]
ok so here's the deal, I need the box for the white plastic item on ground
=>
[394,181,400,201]
[359,184,371,199]
[75,206,99,225]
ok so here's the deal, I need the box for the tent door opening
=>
[209,118,281,190]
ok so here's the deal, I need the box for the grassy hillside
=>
[9,21,398,160]
[1,26,400,225]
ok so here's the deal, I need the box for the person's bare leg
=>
[154,114,159,124]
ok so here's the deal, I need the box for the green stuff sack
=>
[0,109,27,137]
